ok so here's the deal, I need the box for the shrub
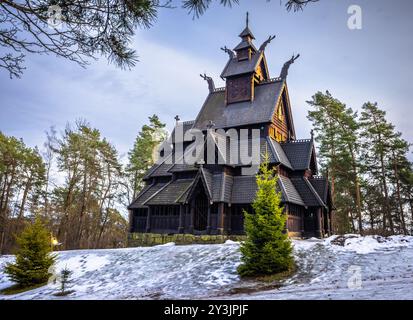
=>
[5,217,56,287]
[237,154,294,277]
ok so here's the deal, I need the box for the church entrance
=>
[194,192,208,231]
[304,210,316,237]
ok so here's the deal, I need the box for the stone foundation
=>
[127,233,247,247]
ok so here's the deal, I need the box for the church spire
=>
[234,12,257,61]
[220,14,271,104]
[238,12,255,41]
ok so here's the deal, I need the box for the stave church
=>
[128,16,333,239]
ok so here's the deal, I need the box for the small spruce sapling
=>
[59,267,73,295]
[237,153,294,277]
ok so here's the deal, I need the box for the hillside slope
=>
[0,235,412,300]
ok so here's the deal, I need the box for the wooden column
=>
[189,200,195,233]
[145,207,152,233]
[301,208,305,238]
[178,204,185,233]
[206,203,212,234]
[217,203,225,235]
[227,205,232,234]
[315,208,322,238]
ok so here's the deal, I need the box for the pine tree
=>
[307,91,363,234]
[398,162,413,234]
[359,102,398,234]
[126,115,167,201]
[5,217,56,287]
[0,132,46,253]
[237,154,294,277]
[59,268,73,295]
[388,137,411,234]
[53,120,125,250]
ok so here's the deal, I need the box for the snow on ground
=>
[0,235,412,300]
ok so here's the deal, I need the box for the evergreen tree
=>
[388,137,411,234]
[126,115,167,202]
[307,91,362,234]
[307,94,413,236]
[398,162,413,234]
[237,154,294,277]
[58,267,73,295]
[359,102,398,234]
[5,218,56,287]
[0,132,46,253]
[53,120,125,250]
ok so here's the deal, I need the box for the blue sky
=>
[0,0,412,161]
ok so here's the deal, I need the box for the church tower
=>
[221,13,271,104]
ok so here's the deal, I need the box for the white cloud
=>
[0,32,225,158]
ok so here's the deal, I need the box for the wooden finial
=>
[310,129,314,139]
[246,12,249,28]
[207,120,215,129]
[280,53,301,79]
[200,73,215,93]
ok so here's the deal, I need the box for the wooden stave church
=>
[128,19,333,239]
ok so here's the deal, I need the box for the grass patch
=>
[0,282,47,295]
[254,265,297,283]
[239,263,297,282]
[53,290,75,297]
[226,264,297,296]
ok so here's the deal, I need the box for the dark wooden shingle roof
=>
[231,175,257,204]
[145,179,193,206]
[221,51,262,78]
[267,137,293,169]
[128,183,168,209]
[231,174,304,206]
[131,172,327,209]
[239,26,255,39]
[278,176,305,206]
[281,139,314,170]
[290,177,326,208]
[194,79,284,130]
[308,177,329,203]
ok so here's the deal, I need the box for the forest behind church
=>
[0,92,412,254]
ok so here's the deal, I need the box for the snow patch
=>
[155,242,176,247]
[326,234,412,254]
[1,235,412,300]
[55,254,110,277]
[224,240,239,245]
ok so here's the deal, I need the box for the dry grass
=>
[0,282,47,295]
